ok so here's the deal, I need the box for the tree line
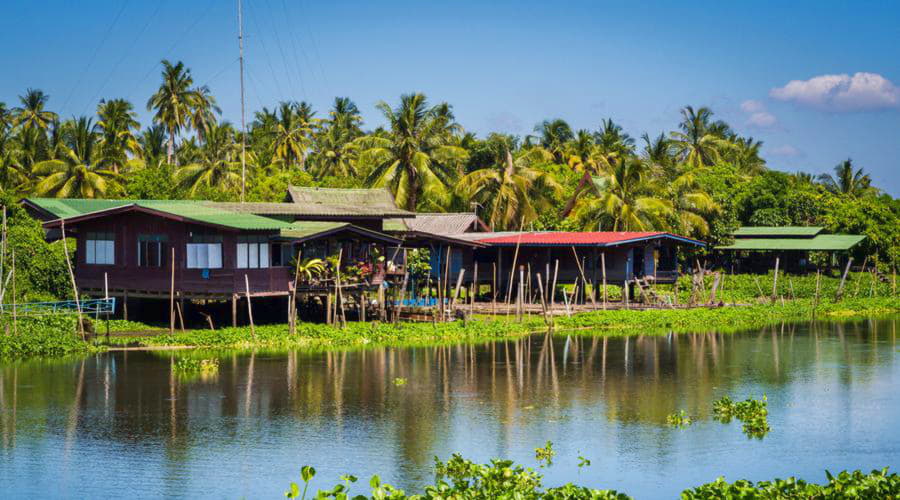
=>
[0,59,896,265]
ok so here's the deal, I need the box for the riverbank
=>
[2,296,897,360]
[98,296,899,353]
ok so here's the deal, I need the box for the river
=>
[0,317,897,499]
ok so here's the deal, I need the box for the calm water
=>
[0,318,897,499]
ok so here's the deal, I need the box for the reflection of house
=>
[715,226,865,273]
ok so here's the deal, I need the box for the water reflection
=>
[0,317,896,499]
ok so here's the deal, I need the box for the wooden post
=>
[535,272,550,326]
[708,272,721,305]
[359,291,366,322]
[202,312,215,330]
[232,293,238,327]
[550,259,559,315]
[836,257,853,301]
[789,278,796,301]
[854,256,869,297]
[290,249,302,335]
[562,282,571,317]
[244,274,256,338]
[771,255,780,302]
[395,272,409,323]
[813,269,821,311]
[59,220,85,340]
[571,246,596,307]
[169,247,176,334]
[601,251,607,310]
[175,298,186,333]
[473,261,479,306]
[491,261,497,315]
[451,269,465,308]
[325,293,332,325]
[517,265,524,321]
[505,224,525,310]
[123,289,128,321]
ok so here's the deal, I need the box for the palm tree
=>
[310,124,359,178]
[96,98,141,173]
[13,89,58,131]
[457,146,561,230]
[188,85,221,143]
[641,132,677,179]
[726,135,766,174]
[573,157,672,231]
[31,118,120,198]
[531,119,573,163]
[174,122,241,195]
[138,125,168,168]
[146,60,196,164]
[358,93,468,210]
[270,101,314,168]
[594,118,635,158]
[670,106,731,168]
[329,97,362,134]
[818,159,873,197]
[560,130,611,218]
[667,171,720,237]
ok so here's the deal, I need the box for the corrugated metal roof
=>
[717,234,865,251]
[135,201,293,230]
[24,198,133,218]
[461,231,705,247]
[733,226,824,237]
[286,186,412,216]
[279,221,349,239]
[399,213,488,234]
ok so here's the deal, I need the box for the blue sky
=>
[2,0,898,194]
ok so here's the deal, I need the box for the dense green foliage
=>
[0,316,92,358]
[712,396,771,439]
[102,297,900,352]
[1,63,896,262]
[282,453,899,499]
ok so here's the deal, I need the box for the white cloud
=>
[768,144,802,158]
[770,72,900,112]
[740,99,777,127]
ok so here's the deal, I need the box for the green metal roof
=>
[733,226,824,237]
[134,201,293,230]
[279,221,350,239]
[717,234,865,251]
[24,198,133,218]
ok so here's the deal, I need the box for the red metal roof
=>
[472,231,704,247]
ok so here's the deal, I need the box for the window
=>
[236,235,269,269]
[271,243,295,267]
[137,234,167,268]
[186,233,222,269]
[85,232,115,265]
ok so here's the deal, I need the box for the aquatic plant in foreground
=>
[713,395,771,439]
[282,453,900,499]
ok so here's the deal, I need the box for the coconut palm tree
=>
[641,132,677,179]
[13,89,58,131]
[457,145,561,230]
[174,122,241,195]
[31,118,120,198]
[594,118,635,158]
[726,135,766,175]
[358,93,468,210]
[818,159,873,197]
[270,101,314,168]
[310,124,359,178]
[96,98,141,173]
[146,60,196,164]
[329,97,363,134]
[138,125,167,168]
[573,157,672,231]
[531,118,573,163]
[559,130,612,218]
[667,170,720,237]
[188,85,221,143]
[670,106,731,168]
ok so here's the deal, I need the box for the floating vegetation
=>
[534,441,555,467]
[173,358,219,381]
[666,410,693,428]
[713,395,771,439]
[392,377,407,386]
[578,455,591,468]
[283,453,900,499]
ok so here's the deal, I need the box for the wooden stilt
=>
[836,257,853,301]
[505,222,525,312]
[550,259,559,315]
[289,249,302,335]
[771,255,780,303]
[601,251,607,310]
[491,262,497,315]
[232,293,238,327]
[813,269,821,312]
[175,299,186,333]
[123,289,129,321]
[169,247,176,334]
[244,274,256,338]
[326,293,332,325]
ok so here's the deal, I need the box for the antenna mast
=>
[238,0,247,203]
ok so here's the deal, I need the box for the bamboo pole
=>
[789,278,796,301]
[169,247,176,334]
[451,269,466,308]
[601,251,607,310]
[505,222,525,312]
[244,274,256,338]
[813,269,821,312]
[535,272,550,326]
[395,272,409,323]
[473,261,479,306]
[175,299,186,333]
[836,257,853,301]
[516,266,524,321]
[562,283,571,317]
[771,256,780,302]
[335,248,347,328]
[854,256,869,297]
[491,262,497,315]
[59,221,84,340]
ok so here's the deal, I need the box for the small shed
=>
[716,226,865,273]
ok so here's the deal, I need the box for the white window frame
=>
[85,232,115,265]
[186,233,223,269]
[236,235,270,269]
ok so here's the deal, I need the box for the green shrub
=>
[0,315,93,358]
